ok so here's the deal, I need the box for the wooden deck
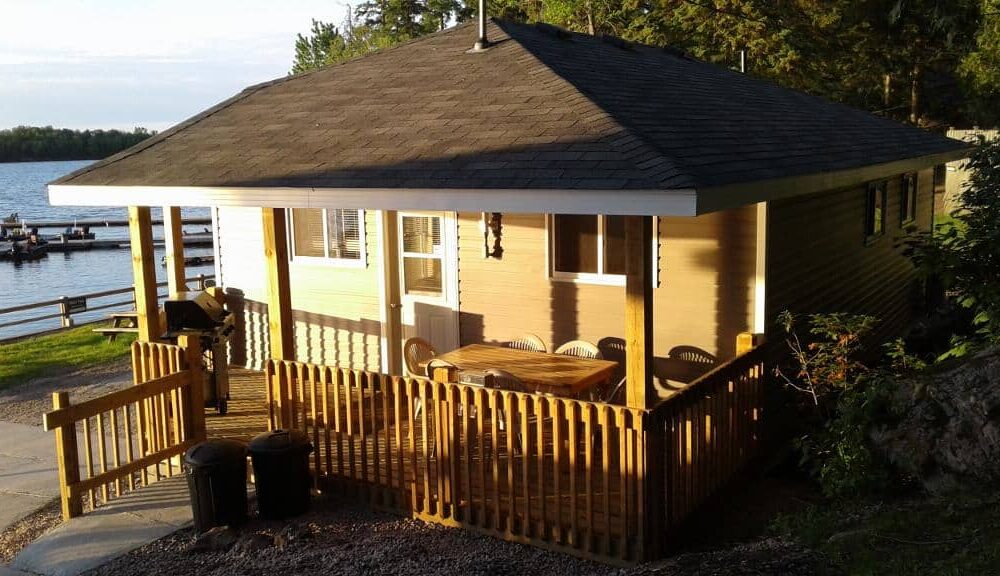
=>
[206,367,269,443]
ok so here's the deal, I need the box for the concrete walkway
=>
[11,476,191,576]
[0,422,62,533]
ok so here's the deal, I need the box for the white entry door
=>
[398,212,459,359]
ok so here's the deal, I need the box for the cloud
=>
[0,0,347,129]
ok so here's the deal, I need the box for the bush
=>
[904,136,1000,359]
[776,312,894,497]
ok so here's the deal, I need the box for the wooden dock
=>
[1,217,212,229]
[37,234,214,252]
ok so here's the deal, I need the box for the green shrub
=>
[904,137,1000,359]
[777,311,894,497]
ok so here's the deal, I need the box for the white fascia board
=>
[48,185,700,217]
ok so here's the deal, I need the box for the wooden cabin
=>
[46,20,968,563]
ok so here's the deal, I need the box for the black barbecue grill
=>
[162,291,235,415]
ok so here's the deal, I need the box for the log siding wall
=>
[455,209,757,362]
[765,167,934,342]
[216,207,382,372]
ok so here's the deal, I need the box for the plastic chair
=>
[555,340,603,360]
[485,369,536,453]
[403,337,436,376]
[484,368,528,392]
[668,345,716,365]
[504,334,547,353]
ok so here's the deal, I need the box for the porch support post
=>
[624,215,654,410]
[262,208,294,361]
[377,210,403,375]
[128,206,161,342]
[162,206,187,297]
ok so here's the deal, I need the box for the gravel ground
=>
[0,499,61,564]
[0,360,132,425]
[85,495,834,576]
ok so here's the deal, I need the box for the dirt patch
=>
[85,494,833,576]
[0,499,61,564]
[0,360,133,426]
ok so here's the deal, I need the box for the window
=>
[550,214,657,284]
[865,181,888,241]
[900,173,918,226]
[933,164,947,195]
[289,208,365,265]
[400,214,444,296]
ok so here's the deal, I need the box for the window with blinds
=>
[400,214,443,296]
[289,208,365,266]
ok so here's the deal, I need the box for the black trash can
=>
[249,429,313,520]
[184,439,248,532]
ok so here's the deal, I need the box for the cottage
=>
[47,19,968,563]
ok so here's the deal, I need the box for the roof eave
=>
[47,185,700,217]
[695,146,973,214]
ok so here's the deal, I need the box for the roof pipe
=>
[473,0,489,51]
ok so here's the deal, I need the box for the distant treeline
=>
[0,126,155,162]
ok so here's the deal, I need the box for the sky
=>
[0,0,349,131]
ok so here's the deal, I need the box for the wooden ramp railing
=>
[43,337,205,519]
[266,360,649,563]
[652,343,767,530]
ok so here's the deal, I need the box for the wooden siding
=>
[215,207,382,372]
[765,168,934,342]
[455,209,757,363]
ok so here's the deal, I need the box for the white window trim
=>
[546,214,660,287]
[288,208,367,268]
[900,173,918,226]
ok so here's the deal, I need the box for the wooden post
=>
[162,206,187,297]
[378,210,403,375]
[432,366,458,383]
[624,215,654,410]
[262,208,294,361]
[52,391,83,520]
[128,206,161,342]
[58,296,74,328]
[737,332,764,356]
[179,335,206,442]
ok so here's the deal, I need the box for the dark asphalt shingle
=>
[56,19,967,194]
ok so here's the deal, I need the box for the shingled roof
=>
[53,19,968,213]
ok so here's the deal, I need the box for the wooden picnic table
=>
[432,343,619,397]
[92,312,139,342]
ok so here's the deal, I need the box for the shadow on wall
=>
[294,310,381,371]
[226,288,270,370]
[684,208,755,359]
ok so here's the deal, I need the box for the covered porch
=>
[39,200,768,564]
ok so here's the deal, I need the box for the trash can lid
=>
[249,429,312,454]
[184,439,248,468]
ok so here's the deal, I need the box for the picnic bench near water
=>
[92,312,139,342]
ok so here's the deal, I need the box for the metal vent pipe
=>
[474,0,489,51]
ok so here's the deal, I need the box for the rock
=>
[273,524,311,550]
[871,348,1000,493]
[234,533,273,555]
[189,526,239,553]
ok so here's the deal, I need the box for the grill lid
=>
[163,290,229,333]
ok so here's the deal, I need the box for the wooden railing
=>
[43,337,205,519]
[264,343,769,563]
[651,343,767,531]
[266,360,649,563]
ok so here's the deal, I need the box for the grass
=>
[771,490,1000,575]
[0,324,135,390]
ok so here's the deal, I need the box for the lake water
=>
[0,161,214,339]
